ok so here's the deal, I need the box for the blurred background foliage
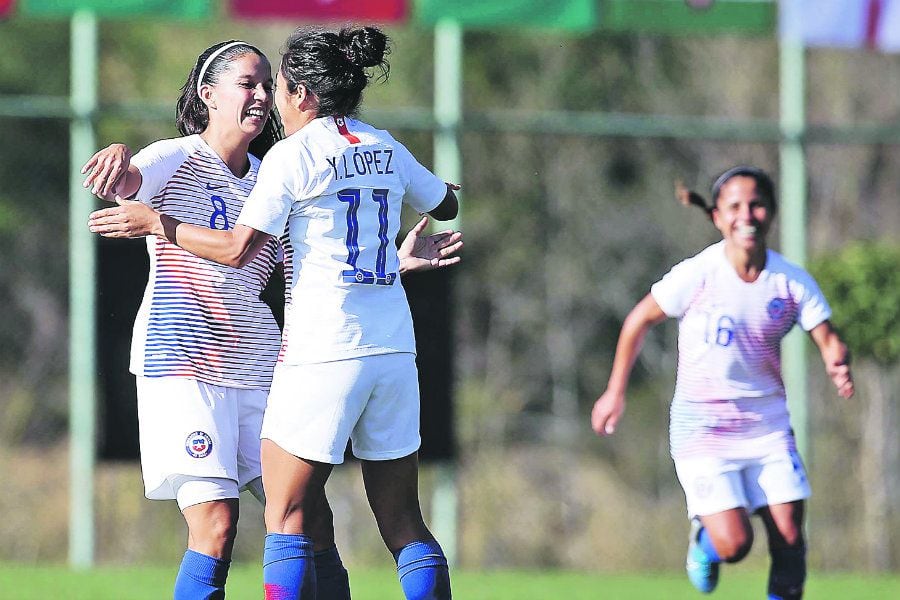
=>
[1,14,899,572]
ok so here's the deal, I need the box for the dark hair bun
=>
[342,27,388,68]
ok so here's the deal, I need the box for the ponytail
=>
[675,180,714,222]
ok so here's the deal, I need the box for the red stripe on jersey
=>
[865,0,883,49]
[334,116,360,144]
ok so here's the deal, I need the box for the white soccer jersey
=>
[237,116,447,365]
[129,135,282,389]
[650,241,831,460]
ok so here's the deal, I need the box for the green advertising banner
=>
[415,0,597,32]
[21,0,211,19]
[600,0,775,35]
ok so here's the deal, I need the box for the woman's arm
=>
[591,293,668,436]
[808,320,855,398]
[426,183,460,222]
[88,200,271,268]
[90,204,461,272]
[81,143,142,201]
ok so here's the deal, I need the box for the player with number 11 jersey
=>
[238,115,447,366]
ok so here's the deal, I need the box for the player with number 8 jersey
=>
[128,136,281,387]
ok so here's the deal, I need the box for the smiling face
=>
[201,53,273,140]
[711,175,775,254]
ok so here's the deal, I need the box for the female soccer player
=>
[590,166,854,599]
[83,37,461,600]
[88,27,459,600]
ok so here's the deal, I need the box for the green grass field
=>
[2,564,899,599]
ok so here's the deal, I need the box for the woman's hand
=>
[81,143,133,200]
[809,320,855,399]
[398,216,464,274]
[826,356,854,399]
[591,389,626,436]
[87,198,163,238]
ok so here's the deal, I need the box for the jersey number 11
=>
[338,188,396,286]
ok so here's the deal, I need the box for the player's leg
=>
[136,377,244,600]
[309,492,351,600]
[697,508,755,562]
[362,454,450,600]
[247,477,349,599]
[237,385,351,599]
[260,360,373,600]
[353,353,450,600]
[175,481,240,600]
[745,450,811,600]
[260,440,332,600]
[758,501,806,600]
[675,456,754,593]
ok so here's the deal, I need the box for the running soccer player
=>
[590,166,854,599]
[83,37,462,600]
[88,26,458,600]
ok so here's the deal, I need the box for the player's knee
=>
[719,529,754,563]
[775,524,803,548]
[264,499,307,534]
[188,510,238,552]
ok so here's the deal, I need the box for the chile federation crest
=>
[185,431,213,458]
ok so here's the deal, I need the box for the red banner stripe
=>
[230,0,407,22]
[0,0,15,18]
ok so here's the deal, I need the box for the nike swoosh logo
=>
[206,182,227,190]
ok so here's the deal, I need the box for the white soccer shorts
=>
[261,352,421,464]
[136,376,267,503]
[674,450,811,518]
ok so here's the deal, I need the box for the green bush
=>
[810,242,900,365]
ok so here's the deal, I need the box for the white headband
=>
[196,41,248,96]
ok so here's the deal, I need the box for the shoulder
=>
[141,135,200,156]
[260,136,303,166]
[765,249,819,286]
[133,135,198,168]
[670,241,724,274]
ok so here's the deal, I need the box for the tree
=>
[811,242,900,571]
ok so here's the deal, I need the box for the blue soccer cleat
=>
[686,518,719,594]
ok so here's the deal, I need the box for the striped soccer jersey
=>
[650,241,831,460]
[129,135,281,389]
[237,116,447,365]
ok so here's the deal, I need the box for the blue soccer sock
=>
[173,549,230,600]
[393,539,451,600]
[767,545,806,600]
[263,533,316,600]
[314,545,351,600]
[698,527,722,563]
